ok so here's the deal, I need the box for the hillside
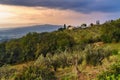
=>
[0,19,120,80]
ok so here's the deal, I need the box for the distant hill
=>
[0,24,62,42]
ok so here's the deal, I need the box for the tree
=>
[96,20,100,25]
[64,24,67,29]
[90,23,94,26]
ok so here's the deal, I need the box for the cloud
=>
[0,0,120,13]
[1,4,116,28]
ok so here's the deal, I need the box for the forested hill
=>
[0,19,120,80]
[0,19,120,65]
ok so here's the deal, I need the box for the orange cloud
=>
[0,4,113,28]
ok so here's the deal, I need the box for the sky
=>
[0,0,120,28]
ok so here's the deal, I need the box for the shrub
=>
[98,62,120,80]
[112,49,118,55]
[15,65,56,80]
[84,45,111,66]
[101,21,120,43]
[0,65,17,80]
[34,51,84,72]
[101,34,112,43]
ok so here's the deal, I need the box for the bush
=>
[101,21,120,43]
[15,65,56,80]
[0,65,17,80]
[101,34,112,43]
[112,49,118,55]
[84,45,111,66]
[98,62,120,80]
[34,51,84,71]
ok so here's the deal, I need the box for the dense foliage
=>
[0,65,17,80]
[0,48,115,80]
[15,66,56,80]
[0,32,75,66]
[98,62,120,80]
[101,19,120,43]
[84,45,111,66]
[34,51,84,71]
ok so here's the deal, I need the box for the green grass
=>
[104,43,120,50]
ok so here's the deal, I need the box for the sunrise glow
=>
[0,0,120,28]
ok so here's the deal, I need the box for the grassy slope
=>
[55,42,120,80]
[8,42,114,80]
[1,23,120,80]
[63,26,102,44]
